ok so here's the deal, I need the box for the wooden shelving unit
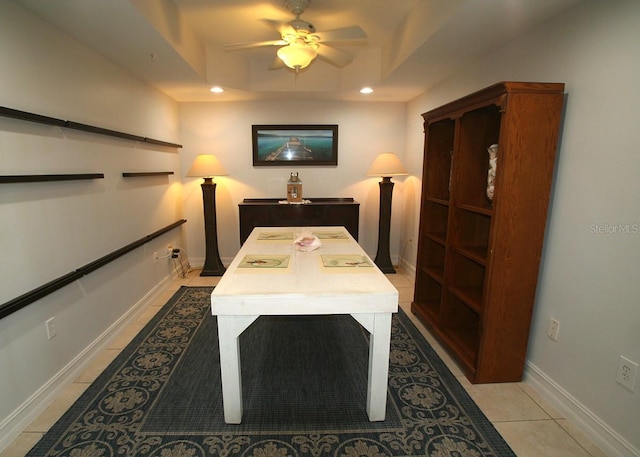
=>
[411,82,565,383]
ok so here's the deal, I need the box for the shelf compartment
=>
[423,265,444,283]
[413,272,443,322]
[422,199,450,244]
[446,251,486,313]
[448,285,484,314]
[456,203,493,216]
[440,292,480,368]
[453,105,502,210]
[450,207,491,263]
[420,238,446,278]
[424,119,455,201]
[452,246,487,266]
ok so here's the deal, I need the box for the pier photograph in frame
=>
[252,125,338,166]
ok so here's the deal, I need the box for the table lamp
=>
[366,153,408,273]
[187,154,228,276]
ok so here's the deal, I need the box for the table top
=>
[211,226,398,315]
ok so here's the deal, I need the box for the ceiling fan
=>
[224,0,367,72]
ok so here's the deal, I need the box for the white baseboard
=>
[398,257,416,278]
[0,274,173,453]
[524,362,640,457]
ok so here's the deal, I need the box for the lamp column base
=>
[200,179,226,277]
[374,177,396,274]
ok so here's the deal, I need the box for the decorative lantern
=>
[287,172,302,203]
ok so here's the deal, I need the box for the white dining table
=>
[210,226,399,424]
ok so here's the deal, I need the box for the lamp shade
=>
[186,154,228,178]
[366,153,408,177]
[277,41,317,70]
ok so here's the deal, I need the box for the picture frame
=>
[252,124,338,166]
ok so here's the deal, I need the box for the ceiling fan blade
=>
[262,19,295,37]
[224,40,288,51]
[314,26,367,43]
[316,44,353,67]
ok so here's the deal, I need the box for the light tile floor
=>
[1,268,608,457]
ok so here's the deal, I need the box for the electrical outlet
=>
[547,318,560,341]
[154,248,172,261]
[616,355,638,391]
[46,317,56,340]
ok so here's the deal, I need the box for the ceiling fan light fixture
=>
[285,0,310,16]
[277,41,317,70]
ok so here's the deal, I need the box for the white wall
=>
[0,2,185,449]
[404,0,640,454]
[179,101,408,264]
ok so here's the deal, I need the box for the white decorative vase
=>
[486,144,498,203]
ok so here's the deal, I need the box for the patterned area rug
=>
[27,286,515,456]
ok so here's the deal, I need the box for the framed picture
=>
[252,124,338,166]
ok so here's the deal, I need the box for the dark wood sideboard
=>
[238,198,359,244]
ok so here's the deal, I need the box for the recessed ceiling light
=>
[210,86,224,93]
[360,87,373,94]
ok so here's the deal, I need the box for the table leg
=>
[351,312,392,421]
[216,315,259,424]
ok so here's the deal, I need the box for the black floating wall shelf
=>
[0,219,187,319]
[122,172,174,177]
[0,105,182,148]
[0,174,104,184]
[65,121,145,142]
